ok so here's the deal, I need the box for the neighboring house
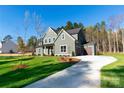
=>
[36,27,90,56]
[0,40,17,53]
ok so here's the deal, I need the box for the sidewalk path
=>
[25,56,117,88]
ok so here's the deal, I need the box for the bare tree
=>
[24,10,30,44]
[108,29,112,52]
[122,29,124,53]
[109,14,124,53]
[33,12,45,55]
[115,15,124,52]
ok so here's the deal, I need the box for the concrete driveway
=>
[25,56,117,88]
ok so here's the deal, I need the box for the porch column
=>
[41,46,44,56]
[49,47,52,55]
[46,47,48,55]
[44,46,46,55]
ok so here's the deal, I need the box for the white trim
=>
[48,37,51,43]
[49,27,57,35]
[54,29,75,43]
[43,27,57,44]
[44,39,47,43]
[60,44,67,53]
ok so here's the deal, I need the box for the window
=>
[49,38,51,43]
[39,49,41,53]
[61,45,67,52]
[53,38,55,41]
[45,39,47,43]
[61,33,65,40]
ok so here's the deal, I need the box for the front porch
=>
[43,44,54,56]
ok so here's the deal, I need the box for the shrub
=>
[72,51,75,56]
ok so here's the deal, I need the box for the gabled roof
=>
[42,27,57,39]
[54,29,75,43]
[50,27,57,34]
[66,28,81,35]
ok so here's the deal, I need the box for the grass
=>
[101,53,124,88]
[0,56,76,88]
[0,56,18,60]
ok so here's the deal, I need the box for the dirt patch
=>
[13,64,28,70]
[58,57,80,63]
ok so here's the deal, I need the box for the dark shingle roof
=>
[66,28,81,35]
[50,27,59,34]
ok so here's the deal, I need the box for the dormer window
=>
[61,33,65,40]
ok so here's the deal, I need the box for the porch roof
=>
[36,43,54,48]
[43,43,54,46]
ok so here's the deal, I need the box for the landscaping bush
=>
[72,51,75,56]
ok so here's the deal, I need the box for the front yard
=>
[0,56,75,88]
[101,53,124,88]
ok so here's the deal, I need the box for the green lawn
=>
[0,56,75,88]
[101,53,124,88]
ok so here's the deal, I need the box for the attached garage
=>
[84,43,96,55]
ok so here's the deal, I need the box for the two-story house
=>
[36,27,88,56]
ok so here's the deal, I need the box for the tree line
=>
[56,18,124,53]
[2,11,124,54]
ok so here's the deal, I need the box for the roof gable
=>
[54,29,75,43]
[43,27,57,39]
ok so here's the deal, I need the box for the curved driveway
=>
[25,56,117,88]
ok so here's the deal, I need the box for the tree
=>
[3,35,12,42]
[109,14,124,53]
[27,36,37,54]
[24,10,30,43]
[107,29,112,52]
[17,36,25,53]
[56,26,64,31]
[33,12,44,37]
[73,22,79,28]
[85,26,94,42]
[33,12,44,56]
[101,21,107,53]
[94,23,100,52]
[79,23,84,29]
[122,29,124,53]
[65,21,73,30]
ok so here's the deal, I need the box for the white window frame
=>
[53,37,55,41]
[60,44,67,53]
[61,33,65,40]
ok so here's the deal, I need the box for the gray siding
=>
[43,27,57,44]
[36,27,57,55]
[54,30,75,56]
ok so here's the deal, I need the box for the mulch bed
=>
[58,57,80,63]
